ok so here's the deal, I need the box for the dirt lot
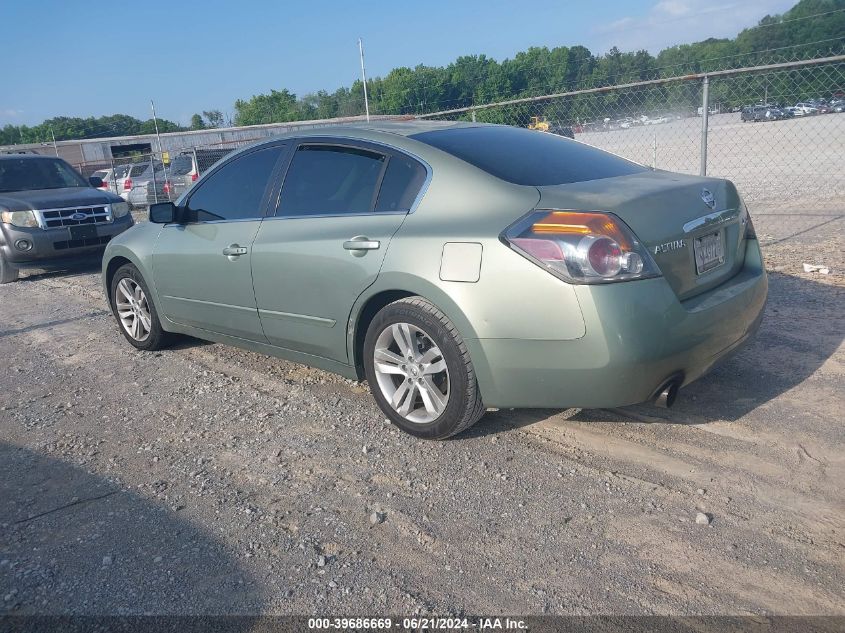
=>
[0,232,843,616]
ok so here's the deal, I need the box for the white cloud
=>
[0,108,23,120]
[591,0,796,53]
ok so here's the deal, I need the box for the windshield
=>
[410,125,646,186]
[168,155,194,176]
[0,158,90,193]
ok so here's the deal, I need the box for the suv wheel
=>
[363,297,485,439]
[110,263,172,350]
[0,252,19,284]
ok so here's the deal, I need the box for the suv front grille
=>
[54,235,112,250]
[38,206,111,228]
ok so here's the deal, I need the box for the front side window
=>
[277,145,386,216]
[184,146,284,222]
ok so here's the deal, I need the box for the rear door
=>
[251,140,428,362]
[152,143,289,340]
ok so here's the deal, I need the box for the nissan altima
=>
[102,121,767,439]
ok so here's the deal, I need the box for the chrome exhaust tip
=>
[654,381,680,408]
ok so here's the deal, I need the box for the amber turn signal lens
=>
[531,211,633,250]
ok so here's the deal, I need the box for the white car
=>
[89,168,126,200]
[794,102,819,115]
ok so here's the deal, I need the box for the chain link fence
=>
[64,56,844,271]
[70,141,261,221]
[417,55,845,272]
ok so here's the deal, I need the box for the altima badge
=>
[654,239,686,255]
[701,188,716,209]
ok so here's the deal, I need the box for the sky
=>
[0,0,796,127]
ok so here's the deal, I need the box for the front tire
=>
[110,263,172,351]
[363,297,485,439]
[0,252,19,284]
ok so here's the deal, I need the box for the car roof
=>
[258,119,484,143]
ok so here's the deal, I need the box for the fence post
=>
[471,109,477,122]
[700,75,709,176]
[149,153,159,205]
[652,134,657,169]
[192,147,200,179]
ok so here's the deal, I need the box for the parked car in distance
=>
[741,105,788,122]
[793,102,819,115]
[120,162,170,208]
[102,122,767,439]
[165,148,235,199]
[90,167,128,200]
[1,154,133,283]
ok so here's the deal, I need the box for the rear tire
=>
[0,252,19,284]
[110,263,172,351]
[364,296,485,439]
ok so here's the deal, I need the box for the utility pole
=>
[358,38,370,122]
[150,100,170,201]
[49,126,59,157]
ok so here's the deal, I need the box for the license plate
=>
[69,224,98,241]
[694,231,725,274]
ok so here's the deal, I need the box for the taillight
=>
[742,203,756,239]
[100,181,109,189]
[191,172,198,182]
[502,210,660,284]
[123,178,132,191]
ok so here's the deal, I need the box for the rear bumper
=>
[468,240,768,409]
[0,215,134,268]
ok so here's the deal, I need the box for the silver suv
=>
[0,154,133,283]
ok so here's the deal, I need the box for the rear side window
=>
[184,146,283,222]
[375,154,427,212]
[278,145,385,216]
[168,155,194,176]
[410,125,646,186]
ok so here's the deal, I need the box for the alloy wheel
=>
[373,322,450,423]
[115,277,152,342]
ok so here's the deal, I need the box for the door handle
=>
[222,244,248,258]
[343,237,380,251]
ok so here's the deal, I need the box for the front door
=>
[251,142,428,362]
[153,144,287,341]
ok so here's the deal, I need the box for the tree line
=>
[1,0,841,145]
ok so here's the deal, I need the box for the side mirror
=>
[89,176,103,188]
[149,201,179,224]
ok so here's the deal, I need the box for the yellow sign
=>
[162,151,170,164]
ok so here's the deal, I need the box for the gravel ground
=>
[0,235,843,616]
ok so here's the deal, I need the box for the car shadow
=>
[461,270,843,437]
[0,442,265,618]
[16,259,102,283]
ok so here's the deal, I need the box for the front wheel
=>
[363,297,485,439]
[110,263,172,351]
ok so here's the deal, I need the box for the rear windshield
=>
[410,125,646,186]
[168,155,194,176]
[0,158,89,193]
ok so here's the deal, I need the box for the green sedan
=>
[102,121,767,439]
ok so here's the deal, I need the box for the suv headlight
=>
[111,202,130,218]
[0,209,39,228]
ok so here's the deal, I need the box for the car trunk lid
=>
[535,170,749,301]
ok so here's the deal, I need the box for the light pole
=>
[358,38,370,122]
